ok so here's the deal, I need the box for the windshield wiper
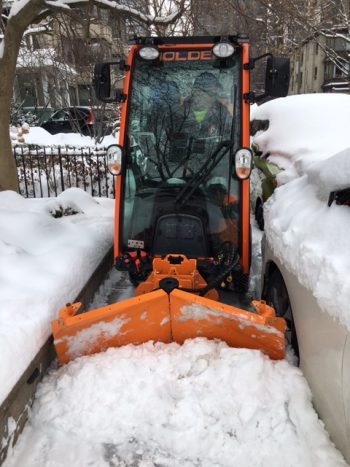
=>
[174,140,234,207]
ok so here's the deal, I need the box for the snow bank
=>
[22,126,118,148]
[252,94,350,331]
[4,339,346,467]
[0,189,114,404]
[307,147,350,193]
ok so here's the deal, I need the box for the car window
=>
[51,110,69,121]
[69,108,89,120]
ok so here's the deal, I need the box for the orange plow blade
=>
[52,288,286,365]
[170,289,286,360]
[52,290,171,365]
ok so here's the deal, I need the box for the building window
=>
[69,86,77,106]
[335,66,342,77]
[301,52,304,65]
[315,41,319,55]
[314,67,318,80]
[324,61,347,79]
[299,71,303,88]
[78,85,92,106]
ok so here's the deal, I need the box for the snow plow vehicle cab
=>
[52,36,290,365]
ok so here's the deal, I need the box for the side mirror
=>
[106,144,124,175]
[264,56,290,98]
[246,54,290,103]
[94,63,111,102]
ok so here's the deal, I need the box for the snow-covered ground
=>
[0,189,114,404]
[4,340,347,467]
[11,125,119,148]
[252,94,350,331]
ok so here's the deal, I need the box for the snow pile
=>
[10,123,29,144]
[252,94,350,330]
[251,94,350,184]
[19,126,118,148]
[4,339,347,467]
[307,147,350,194]
[0,188,114,404]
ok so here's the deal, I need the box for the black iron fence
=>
[14,145,115,198]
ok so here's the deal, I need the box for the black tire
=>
[263,269,299,362]
[255,198,264,231]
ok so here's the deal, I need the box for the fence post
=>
[58,147,65,193]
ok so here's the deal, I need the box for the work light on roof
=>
[139,46,160,60]
[212,42,235,59]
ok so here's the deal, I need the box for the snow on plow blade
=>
[52,289,286,365]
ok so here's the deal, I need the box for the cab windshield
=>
[121,49,241,257]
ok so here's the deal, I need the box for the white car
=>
[262,235,350,462]
[252,94,350,463]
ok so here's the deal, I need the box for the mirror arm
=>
[96,59,130,71]
[116,89,127,102]
[244,53,272,70]
[243,91,256,104]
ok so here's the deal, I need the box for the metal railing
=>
[14,145,115,198]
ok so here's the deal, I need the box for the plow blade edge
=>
[52,289,286,365]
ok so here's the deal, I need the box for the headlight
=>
[212,42,235,58]
[235,148,252,179]
[107,145,123,175]
[139,46,160,60]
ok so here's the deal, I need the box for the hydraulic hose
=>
[181,248,240,296]
[198,250,240,296]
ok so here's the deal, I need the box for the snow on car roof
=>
[251,93,350,185]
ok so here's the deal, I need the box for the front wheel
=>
[263,269,299,363]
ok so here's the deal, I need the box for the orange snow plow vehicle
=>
[52,35,290,365]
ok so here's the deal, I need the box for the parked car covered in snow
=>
[41,107,96,136]
[40,106,116,137]
[252,93,350,462]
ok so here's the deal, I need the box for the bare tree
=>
[240,0,350,73]
[0,0,185,191]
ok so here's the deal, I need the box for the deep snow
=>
[4,340,347,467]
[0,188,114,404]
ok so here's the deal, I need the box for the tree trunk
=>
[0,22,23,191]
[0,0,46,192]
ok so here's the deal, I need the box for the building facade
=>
[9,1,149,112]
[289,33,350,94]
